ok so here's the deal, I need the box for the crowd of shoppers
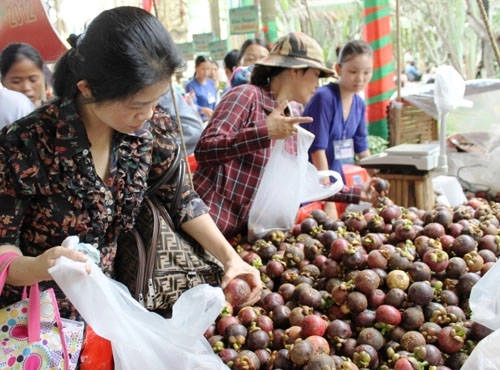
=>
[0,4,389,367]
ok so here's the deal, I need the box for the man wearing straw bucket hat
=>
[194,32,364,239]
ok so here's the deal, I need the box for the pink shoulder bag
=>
[0,252,84,369]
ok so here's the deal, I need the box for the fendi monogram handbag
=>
[115,151,223,315]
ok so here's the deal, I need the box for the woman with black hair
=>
[0,6,261,323]
[185,55,218,122]
[230,37,269,87]
[0,42,47,107]
[195,32,338,239]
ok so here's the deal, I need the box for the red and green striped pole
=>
[362,0,395,139]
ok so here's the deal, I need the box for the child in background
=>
[301,40,374,218]
[185,55,218,122]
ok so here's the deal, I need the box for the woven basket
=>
[387,99,438,147]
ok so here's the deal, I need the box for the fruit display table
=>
[378,170,435,210]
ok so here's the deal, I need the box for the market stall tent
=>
[0,0,68,63]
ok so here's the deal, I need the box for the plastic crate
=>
[343,164,370,186]
[296,201,325,224]
[387,99,438,147]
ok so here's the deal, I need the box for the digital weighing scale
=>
[359,142,440,171]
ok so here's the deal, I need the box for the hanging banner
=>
[229,5,259,35]
[0,0,68,62]
[192,32,215,53]
[362,0,395,139]
[209,40,228,60]
[176,42,195,61]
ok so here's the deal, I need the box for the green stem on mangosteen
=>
[220,305,232,317]
[412,358,427,370]
[401,219,413,229]
[386,346,395,359]
[494,235,500,253]
[355,350,371,368]
[260,273,270,284]
[399,241,416,261]
[432,280,443,291]
[464,339,477,354]
[271,254,285,263]
[310,225,324,237]
[431,309,449,325]
[251,259,263,269]
[320,294,334,310]
[451,323,467,340]
[433,250,448,262]
[212,340,225,352]
[340,303,350,315]
[375,321,394,336]
[337,226,347,236]
[429,238,442,249]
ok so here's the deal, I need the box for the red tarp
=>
[0,0,68,63]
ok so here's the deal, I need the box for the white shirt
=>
[0,86,35,128]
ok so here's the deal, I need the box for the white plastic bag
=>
[431,175,466,207]
[49,257,228,370]
[468,259,500,330]
[461,260,500,369]
[248,126,343,240]
[461,329,500,370]
[433,65,472,115]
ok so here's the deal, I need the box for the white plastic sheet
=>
[433,65,472,116]
[468,260,500,330]
[49,257,228,370]
[461,260,500,369]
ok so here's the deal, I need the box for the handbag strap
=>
[169,80,194,189]
[146,145,182,196]
[146,144,186,228]
[0,252,21,292]
[0,253,43,343]
[0,252,71,370]
[48,287,72,370]
[169,155,186,215]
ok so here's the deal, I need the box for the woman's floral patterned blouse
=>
[0,97,208,319]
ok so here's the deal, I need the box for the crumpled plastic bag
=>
[461,329,500,370]
[433,65,472,116]
[49,257,228,370]
[461,260,500,369]
[468,259,500,330]
[248,126,343,240]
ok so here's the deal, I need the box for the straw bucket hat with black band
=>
[255,32,334,78]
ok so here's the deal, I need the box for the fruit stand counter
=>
[377,170,435,210]
[210,197,497,369]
